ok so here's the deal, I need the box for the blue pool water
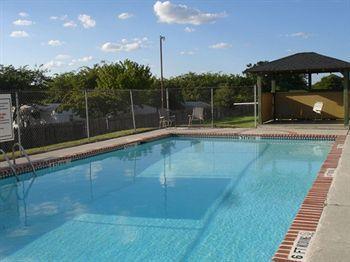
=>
[0,137,332,261]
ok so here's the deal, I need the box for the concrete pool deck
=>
[305,134,350,262]
[0,126,349,261]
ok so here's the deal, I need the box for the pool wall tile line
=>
[174,132,337,141]
[272,135,345,262]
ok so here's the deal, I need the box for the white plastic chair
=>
[159,108,175,128]
[188,107,204,126]
[313,102,323,120]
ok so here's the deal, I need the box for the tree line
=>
[0,60,344,117]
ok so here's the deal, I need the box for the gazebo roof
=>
[245,52,350,74]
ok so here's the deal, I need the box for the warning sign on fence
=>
[0,94,14,142]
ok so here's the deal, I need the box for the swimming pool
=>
[0,136,332,261]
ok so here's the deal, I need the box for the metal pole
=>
[211,88,214,128]
[254,85,257,128]
[160,35,165,110]
[130,90,136,131]
[84,90,90,139]
[15,92,22,145]
[166,88,169,113]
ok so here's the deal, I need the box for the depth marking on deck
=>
[324,168,336,177]
[337,144,344,149]
[288,231,314,261]
[124,142,139,149]
[49,159,71,167]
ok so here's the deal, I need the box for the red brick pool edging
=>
[272,135,346,262]
[0,131,344,262]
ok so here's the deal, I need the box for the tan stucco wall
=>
[261,93,273,122]
[274,91,347,119]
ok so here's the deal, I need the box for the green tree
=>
[313,74,343,91]
[0,65,50,91]
[47,72,87,116]
[96,60,154,90]
[245,61,308,92]
[164,72,255,105]
[46,60,156,117]
[0,65,51,104]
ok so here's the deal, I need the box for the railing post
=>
[15,92,22,145]
[130,90,136,131]
[211,88,214,128]
[84,90,90,139]
[254,85,257,128]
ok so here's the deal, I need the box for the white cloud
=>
[13,19,34,26]
[50,15,77,28]
[78,14,96,28]
[77,56,93,62]
[47,40,64,46]
[63,21,77,28]
[118,12,133,20]
[101,37,148,52]
[50,15,68,21]
[45,55,92,69]
[286,32,311,39]
[184,26,195,33]
[209,42,232,49]
[43,60,65,70]
[180,50,195,55]
[19,12,29,17]
[69,56,93,66]
[153,1,226,25]
[55,54,71,60]
[10,31,29,38]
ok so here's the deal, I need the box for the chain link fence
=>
[0,86,256,152]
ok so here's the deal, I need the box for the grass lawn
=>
[1,128,154,161]
[204,115,256,128]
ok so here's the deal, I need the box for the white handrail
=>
[0,149,19,181]
[12,143,36,177]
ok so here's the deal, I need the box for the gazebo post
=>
[257,76,262,124]
[343,71,349,126]
[308,73,312,89]
[271,79,276,121]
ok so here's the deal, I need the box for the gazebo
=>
[245,52,350,126]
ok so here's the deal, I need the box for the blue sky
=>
[1,0,349,77]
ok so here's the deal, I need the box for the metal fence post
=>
[84,90,90,139]
[15,92,22,145]
[254,85,257,128]
[129,90,136,131]
[166,88,170,113]
[211,88,214,128]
